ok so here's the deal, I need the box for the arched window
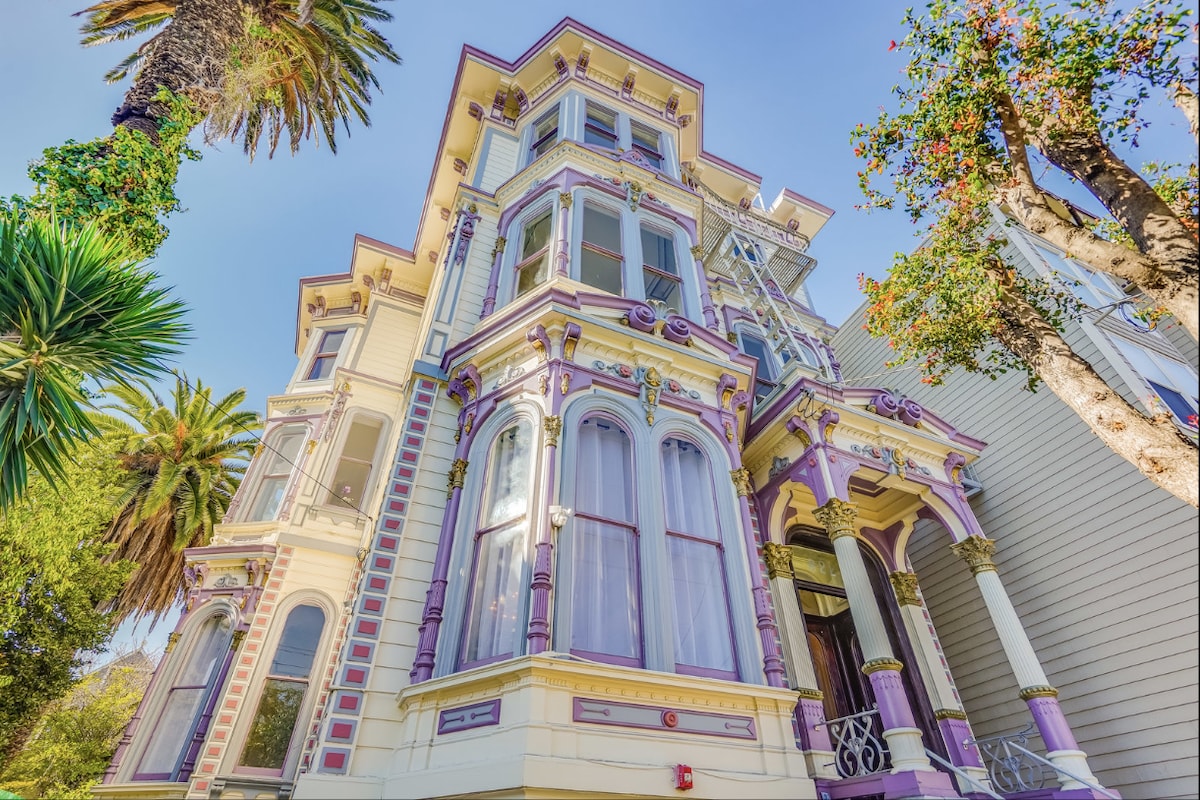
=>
[460,421,535,667]
[570,416,641,666]
[662,438,737,679]
[238,604,326,774]
[133,614,233,780]
[243,425,306,522]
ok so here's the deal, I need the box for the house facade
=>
[831,210,1199,800]
[98,20,1130,800]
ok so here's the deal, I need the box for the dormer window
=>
[630,120,663,169]
[529,107,559,162]
[584,103,618,149]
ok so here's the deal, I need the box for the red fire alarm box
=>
[675,764,693,790]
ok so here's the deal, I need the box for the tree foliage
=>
[0,656,153,799]
[0,437,133,771]
[0,212,188,509]
[97,376,260,623]
[851,0,1199,506]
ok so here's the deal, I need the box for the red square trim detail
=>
[379,535,397,550]
[337,695,359,711]
[409,420,426,433]
[351,644,371,658]
[372,556,393,570]
[331,722,353,739]
[356,619,379,636]
[413,407,429,418]
[346,667,366,683]
[398,467,414,479]
[384,518,400,531]
[323,751,347,769]
[419,379,436,391]
[401,450,418,462]
[368,576,386,590]
[405,435,421,447]
[364,598,383,612]
[415,392,433,404]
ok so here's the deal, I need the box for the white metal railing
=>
[816,707,889,778]
[924,748,1003,800]
[967,725,1119,800]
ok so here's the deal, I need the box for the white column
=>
[813,499,933,774]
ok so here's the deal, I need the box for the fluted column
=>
[952,536,1101,791]
[890,570,986,773]
[813,499,934,774]
[526,415,561,653]
[410,458,469,682]
[554,192,572,276]
[763,542,836,777]
[689,244,719,329]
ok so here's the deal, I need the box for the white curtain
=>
[570,418,640,661]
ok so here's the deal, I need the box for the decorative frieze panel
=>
[437,700,502,735]
[572,697,756,740]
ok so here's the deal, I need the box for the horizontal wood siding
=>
[477,131,519,195]
[831,239,1198,799]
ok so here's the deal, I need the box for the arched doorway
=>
[787,528,948,766]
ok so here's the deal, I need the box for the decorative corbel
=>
[662,315,692,346]
[944,452,967,485]
[636,366,663,426]
[562,322,582,362]
[624,301,657,333]
[818,409,839,444]
[527,324,551,363]
[785,416,813,449]
[458,365,481,399]
[898,398,924,428]
[717,374,738,410]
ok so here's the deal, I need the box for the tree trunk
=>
[1035,128,1199,341]
[111,0,252,138]
[1175,82,1199,146]
[990,268,1199,508]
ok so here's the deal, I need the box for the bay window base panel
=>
[378,653,815,800]
[93,781,190,800]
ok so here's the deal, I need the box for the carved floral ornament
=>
[447,458,469,498]
[812,498,858,541]
[730,467,753,497]
[889,571,921,606]
[950,535,997,575]
[543,415,562,447]
[762,542,794,580]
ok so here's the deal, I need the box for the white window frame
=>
[240,423,309,523]
[321,411,389,512]
[1109,335,1199,428]
[524,102,562,166]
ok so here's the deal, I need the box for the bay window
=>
[739,330,779,404]
[570,416,641,666]
[239,604,325,774]
[580,204,624,295]
[133,613,233,780]
[515,209,553,298]
[460,421,535,668]
[1111,337,1199,427]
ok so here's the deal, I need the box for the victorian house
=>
[97,20,1124,800]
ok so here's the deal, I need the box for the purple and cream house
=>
[97,20,1122,800]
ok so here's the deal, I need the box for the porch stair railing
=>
[816,707,889,778]
[923,747,1003,800]
[966,725,1119,800]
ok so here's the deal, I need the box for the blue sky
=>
[3,3,1192,653]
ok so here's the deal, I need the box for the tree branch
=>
[987,263,1198,507]
[1175,81,1199,147]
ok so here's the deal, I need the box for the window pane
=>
[482,422,533,527]
[462,521,527,664]
[239,678,306,770]
[318,330,346,355]
[580,248,623,295]
[265,430,305,474]
[325,419,381,507]
[583,206,622,253]
[522,212,552,259]
[307,355,336,381]
[248,477,286,522]
[576,418,634,522]
[584,104,618,147]
[517,256,548,297]
[570,518,641,662]
[644,270,682,310]
[641,228,677,275]
[1149,380,1198,423]
[531,109,559,157]
[270,605,325,678]
[661,439,717,539]
[740,333,777,381]
[135,687,206,776]
[631,122,663,168]
[668,536,736,674]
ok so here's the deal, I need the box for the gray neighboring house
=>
[830,208,1199,800]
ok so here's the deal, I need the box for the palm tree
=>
[78,0,400,158]
[0,212,188,510]
[96,375,261,623]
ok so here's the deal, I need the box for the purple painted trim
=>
[697,151,762,185]
[176,641,238,781]
[867,666,918,732]
[796,697,833,752]
[572,697,756,740]
[816,769,958,800]
[728,460,785,688]
[1026,695,1080,753]
[778,188,837,218]
[936,716,984,769]
[437,699,502,734]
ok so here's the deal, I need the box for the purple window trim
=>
[570,648,643,669]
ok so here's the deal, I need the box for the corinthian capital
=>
[762,542,794,580]
[813,498,858,541]
[951,535,997,575]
